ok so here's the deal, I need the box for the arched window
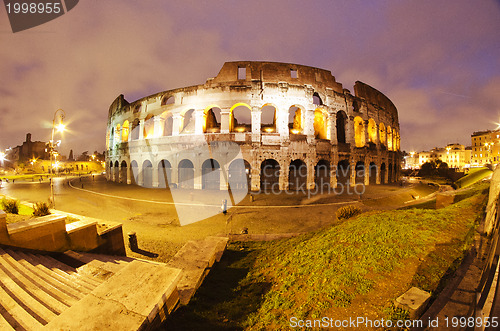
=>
[131,118,140,140]
[314,109,328,139]
[379,123,386,146]
[230,104,251,132]
[202,159,220,189]
[161,96,175,106]
[354,116,365,147]
[288,106,303,134]
[387,126,393,151]
[114,124,121,144]
[260,159,280,190]
[261,105,277,133]
[181,109,195,134]
[288,159,307,190]
[142,160,153,188]
[178,159,194,189]
[204,107,221,133]
[122,120,130,142]
[313,92,323,106]
[161,111,173,136]
[143,115,155,139]
[367,119,377,143]
[336,111,347,144]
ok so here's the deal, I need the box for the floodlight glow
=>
[56,123,66,132]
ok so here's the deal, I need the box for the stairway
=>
[0,247,104,330]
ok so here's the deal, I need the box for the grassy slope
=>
[455,167,492,188]
[168,183,487,330]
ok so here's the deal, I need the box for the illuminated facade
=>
[405,144,471,171]
[471,130,500,167]
[105,61,401,191]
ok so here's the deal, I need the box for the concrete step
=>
[0,280,42,330]
[64,251,131,281]
[0,310,15,331]
[6,249,83,303]
[0,254,56,326]
[16,251,94,296]
[35,254,103,290]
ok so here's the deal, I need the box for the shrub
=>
[33,202,51,217]
[336,205,362,220]
[1,198,19,214]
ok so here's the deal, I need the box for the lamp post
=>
[49,109,66,208]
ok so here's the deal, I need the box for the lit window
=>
[290,69,298,78]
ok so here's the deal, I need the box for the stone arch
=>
[133,104,141,114]
[260,159,280,191]
[229,159,251,191]
[336,111,347,144]
[142,160,153,188]
[131,118,140,140]
[387,126,393,151]
[314,108,328,139]
[354,116,365,148]
[122,120,130,142]
[337,159,350,186]
[161,95,175,106]
[380,163,386,184]
[288,106,303,134]
[288,159,307,191]
[313,92,323,106]
[180,109,195,134]
[388,163,393,183]
[158,159,171,188]
[204,106,221,133]
[355,161,365,184]
[178,159,194,189]
[230,103,252,132]
[114,160,119,181]
[202,159,220,189]
[379,122,386,146]
[130,160,139,185]
[315,160,330,189]
[367,119,377,143]
[160,111,173,136]
[261,104,277,133]
[120,160,127,183]
[369,162,377,185]
[143,114,155,139]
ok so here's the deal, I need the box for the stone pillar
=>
[251,166,260,192]
[127,166,131,184]
[279,160,287,191]
[304,110,314,137]
[307,160,315,190]
[364,120,370,147]
[139,119,145,140]
[194,110,204,134]
[375,123,380,149]
[277,108,287,135]
[172,114,182,136]
[330,163,337,188]
[346,116,354,146]
[137,163,144,186]
[152,164,159,188]
[376,162,381,184]
[364,163,370,186]
[194,165,202,189]
[171,164,178,188]
[220,109,230,133]
[350,160,356,187]
[252,107,261,142]
[220,164,228,190]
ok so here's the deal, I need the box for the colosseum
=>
[106,61,401,192]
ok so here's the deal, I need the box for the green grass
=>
[167,185,487,330]
[455,168,492,188]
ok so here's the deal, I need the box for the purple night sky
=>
[1,0,499,157]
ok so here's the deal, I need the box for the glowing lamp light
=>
[290,129,300,134]
[0,152,6,162]
[56,123,66,132]
[53,161,60,169]
[235,127,246,133]
[264,127,275,133]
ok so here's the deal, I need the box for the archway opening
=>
[315,160,330,189]
[131,119,140,140]
[161,96,175,106]
[369,162,377,185]
[120,161,127,183]
[380,163,387,184]
[336,111,347,144]
[355,161,365,184]
[204,107,221,133]
[178,159,194,189]
[142,160,153,188]
[130,160,139,185]
[260,159,280,191]
[161,112,173,136]
[202,159,220,189]
[122,120,129,142]
[314,109,328,139]
[181,109,195,134]
[388,163,393,183]
[313,92,323,106]
[368,119,377,143]
[288,106,303,134]
[288,159,307,191]
[229,159,251,191]
[261,105,277,133]
[379,123,386,146]
[354,116,365,147]
[158,160,171,188]
[387,126,393,151]
[114,161,119,182]
[231,104,251,132]
[144,115,155,139]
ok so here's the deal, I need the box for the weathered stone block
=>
[395,287,431,319]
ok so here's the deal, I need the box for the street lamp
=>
[49,109,66,208]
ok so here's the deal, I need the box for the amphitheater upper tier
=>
[106,61,401,191]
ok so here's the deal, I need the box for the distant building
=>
[404,143,471,171]
[471,130,500,167]
[7,133,49,163]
